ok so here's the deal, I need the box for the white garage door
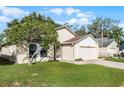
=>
[78,47,98,60]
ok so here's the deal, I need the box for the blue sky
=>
[0,6,124,32]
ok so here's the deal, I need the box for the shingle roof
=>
[64,36,85,43]
[96,38,114,47]
[63,34,95,44]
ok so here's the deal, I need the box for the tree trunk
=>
[53,45,56,61]
[118,44,120,59]
[29,46,41,65]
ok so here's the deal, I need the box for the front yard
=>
[105,57,124,63]
[1,59,124,87]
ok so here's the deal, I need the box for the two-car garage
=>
[62,34,99,61]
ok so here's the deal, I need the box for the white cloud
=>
[77,12,95,18]
[65,8,80,15]
[39,8,49,15]
[39,11,45,15]
[79,18,90,24]
[68,11,95,25]
[65,18,77,24]
[49,7,81,16]
[119,23,124,30]
[65,17,90,25]
[50,8,64,15]
[77,13,86,17]
[0,16,10,23]
[48,7,95,25]
[1,7,29,17]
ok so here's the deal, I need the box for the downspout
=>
[61,45,63,60]
[53,45,56,61]
[15,45,17,64]
[72,43,75,61]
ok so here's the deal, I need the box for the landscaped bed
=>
[105,57,124,63]
[0,57,14,65]
[0,59,124,87]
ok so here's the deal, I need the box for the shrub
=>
[121,52,124,57]
[75,58,83,61]
[113,53,120,57]
[98,56,104,59]
[47,60,60,62]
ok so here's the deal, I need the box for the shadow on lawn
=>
[0,57,14,65]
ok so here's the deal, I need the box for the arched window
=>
[29,44,37,58]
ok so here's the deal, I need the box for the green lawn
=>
[0,59,124,87]
[105,57,124,63]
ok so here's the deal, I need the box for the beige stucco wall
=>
[99,41,118,57]
[1,45,17,61]
[16,43,50,64]
[56,28,76,43]
[108,41,118,56]
[0,43,51,64]
[1,45,16,56]
[99,47,108,57]
[62,44,74,61]
[0,44,29,64]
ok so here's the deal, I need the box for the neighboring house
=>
[96,38,118,57]
[119,43,124,52]
[0,26,99,64]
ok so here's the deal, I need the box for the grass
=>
[105,57,124,63]
[1,58,124,87]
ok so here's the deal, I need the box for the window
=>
[29,44,37,58]
[40,48,47,57]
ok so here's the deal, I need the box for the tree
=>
[88,17,124,58]
[0,32,5,49]
[87,17,120,38]
[111,26,124,46]
[111,26,124,58]
[63,23,87,36]
[4,12,60,64]
[75,25,87,36]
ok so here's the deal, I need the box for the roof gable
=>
[96,38,114,47]
[56,26,78,37]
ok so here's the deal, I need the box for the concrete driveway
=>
[68,59,124,70]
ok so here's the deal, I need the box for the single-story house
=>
[0,26,99,64]
[96,38,118,57]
